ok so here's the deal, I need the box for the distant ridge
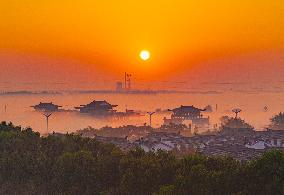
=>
[0,89,222,96]
[0,91,62,96]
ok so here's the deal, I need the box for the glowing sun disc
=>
[140,50,150,61]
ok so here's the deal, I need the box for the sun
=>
[139,50,150,61]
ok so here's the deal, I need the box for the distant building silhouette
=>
[125,72,132,90]
[75,100,117,115]
[166,105,209,128]
[169,105,206,120]
[31,102,61,112]
[116,82,123,91]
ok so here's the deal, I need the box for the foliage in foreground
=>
[270,112,284,130]
[0,121,283,195]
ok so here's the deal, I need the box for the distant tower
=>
[127,74,132,89]
[116,82,123,91]
[125,72,127,89]
[124,72,132,90]
[147,112,156,127]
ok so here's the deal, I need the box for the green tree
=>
[51,151,98,195]
[269,112,284,130]
[245,150,284,195]
[1,121,284,195]
[117,149,177,195]
[220,116,253,130]
[174,155,244,195]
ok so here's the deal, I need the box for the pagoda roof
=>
[76,100,118,108]
[171,105,205,113]
[31,102,61,107]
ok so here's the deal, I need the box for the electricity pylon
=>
[43,113,52,132]
[147,112,156,127]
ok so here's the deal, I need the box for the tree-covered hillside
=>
[0,121,283,195]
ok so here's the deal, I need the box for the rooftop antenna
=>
[147,112,156,127]
[43,112,52,132]
[232,108,242,118]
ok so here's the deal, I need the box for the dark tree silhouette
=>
[0,121,283,195]
[269,112,284,130]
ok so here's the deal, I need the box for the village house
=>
[245,129,284,149]
[78,124,284,161]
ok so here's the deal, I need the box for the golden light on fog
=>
[140,50,150,61]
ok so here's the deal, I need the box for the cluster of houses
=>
[133,132,196,155]
[37,99,284,160]
[33,100,284,161]
[245,129,284,149]
[78,126,284,161]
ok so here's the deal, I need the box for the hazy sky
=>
[0,0,283,90]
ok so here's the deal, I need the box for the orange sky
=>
[0,0,284,90]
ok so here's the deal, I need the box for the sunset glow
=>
[1,3,284,188]
[0,1,283,89]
